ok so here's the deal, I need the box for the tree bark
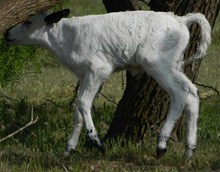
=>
[0,0,62,34]
[104,0,220,142]
[102,0,139,12]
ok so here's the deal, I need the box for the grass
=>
[0,0,220,171]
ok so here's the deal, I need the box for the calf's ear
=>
[44,9,70,25]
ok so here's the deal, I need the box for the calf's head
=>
[5,9,70,45]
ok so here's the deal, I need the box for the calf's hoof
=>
[97,142,106,156]
[63,150,71,158]
[87,136,106,156]
[63,148,77,159]
[184,148,195,159]
[156,147,167,159]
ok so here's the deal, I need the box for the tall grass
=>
[0,0,220,171]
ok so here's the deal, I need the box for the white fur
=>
[5,10,211,157]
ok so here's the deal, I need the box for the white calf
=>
[5,9,211,158]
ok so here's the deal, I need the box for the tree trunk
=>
[102,0,139,12]
[0,0,62,34]
[104,0,220,142]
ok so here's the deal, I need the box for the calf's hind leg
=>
[141,61,195,157]
[184,87,199,158]
[156,71,198,158]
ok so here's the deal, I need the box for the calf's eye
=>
[24,20,32,25]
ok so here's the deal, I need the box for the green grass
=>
[0,0,220,171]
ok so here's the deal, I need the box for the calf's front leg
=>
[64,107,83,157]
[66,73,106,156]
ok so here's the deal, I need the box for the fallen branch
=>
[138,0,150,5]
[0,106,38,143]
[68,81,80,107]
[99,92,118,105]
[0,92,16,102]
[195,82,220,96]
[46,99,66,109]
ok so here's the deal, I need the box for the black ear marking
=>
[44,9,70,25]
